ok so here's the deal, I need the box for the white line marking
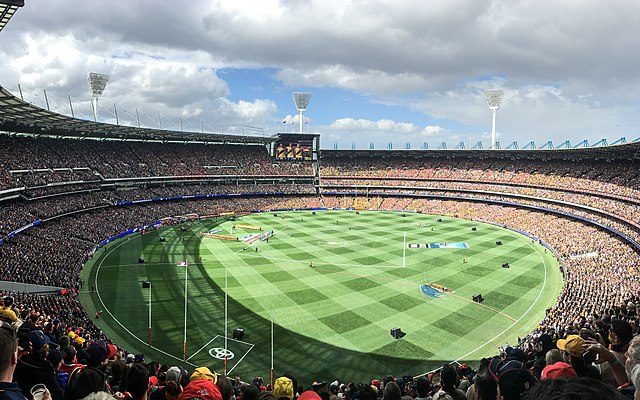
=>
[186,335,256,362]
[94,238,198,367]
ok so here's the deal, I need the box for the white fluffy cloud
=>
[1,0,639,147]
[331,118,416,133]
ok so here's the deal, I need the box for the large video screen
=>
[272,134,318,160]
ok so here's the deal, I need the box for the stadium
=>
[2,2,640,400]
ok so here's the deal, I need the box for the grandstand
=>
[2,80,640,395]
[3,0,640,396]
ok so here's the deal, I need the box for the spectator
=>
[488,358,535,400]
[124,363,151,400]
[520,377,624,400]
[14,330,64,400]
[216,376,233,400]
[382,382,401,400]
[556,335,600,380]
[432,365,465,400]
[540,362,577,380]
[470,369,498,400]
[181,367,221,400]
[64,366,110,400]
[47,349,68,390]
[0,321,28,400]
[414,377,431,400]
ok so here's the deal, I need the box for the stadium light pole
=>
[88,72,110,122]
[483,89,503,149]
[292,92,311,134]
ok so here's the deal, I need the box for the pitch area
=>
[81,209,562,383]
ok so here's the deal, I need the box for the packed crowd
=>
[2,135,640,399]
[320,178,640,230]
[1,185,316,237]
[0,195,322,288]
[319,154,640,200]
[320,185,640,245]
[320,156,640,202]
[3,289,640,400]
[0,136,314,191]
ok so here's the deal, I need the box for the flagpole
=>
[224,261,228,375]
[183,264,188,361]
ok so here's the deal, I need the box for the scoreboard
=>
[271,133,319,161]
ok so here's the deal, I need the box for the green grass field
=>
[81,209,562,384]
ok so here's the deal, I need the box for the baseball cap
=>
[48,349,64,368]
[556,335,585,358]
[106,344,118,359]
[489,358,535,400]
[298,391,321,400]
[29,330,50,351]
[86,341,109,366]
[167,366,185,383]
[541,362,578,380]
[505,347,527,362]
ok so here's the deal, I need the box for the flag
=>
[177,261,189,267]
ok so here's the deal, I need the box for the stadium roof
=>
[0,85,274,144]
[2,84,639,157]
[0,0,23,32]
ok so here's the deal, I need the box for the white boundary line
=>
[94,239,198,367]
[415,238,551,377]
[94,212,554,378]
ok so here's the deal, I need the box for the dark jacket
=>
[13,353,64,400]
[0,382,28,400]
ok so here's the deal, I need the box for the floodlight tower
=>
[483,89,503,149]
[88,72,110,121]
[0,0,25,33]
[292,92,311,134]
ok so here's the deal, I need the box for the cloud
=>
[1,0,639,147]
[330,118,416,133]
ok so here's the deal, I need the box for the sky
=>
[1,0,639,149]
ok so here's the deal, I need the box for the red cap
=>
[298,391,322,400]
[181,379,222,400]
[107,344,118,359]
[542,362,578,380]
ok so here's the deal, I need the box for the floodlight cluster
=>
[88,72,110,97]
[292,92,312,111]
[484,89,504,110]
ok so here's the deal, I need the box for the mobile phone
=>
[583,350,597,365]
[17,326,30,350]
